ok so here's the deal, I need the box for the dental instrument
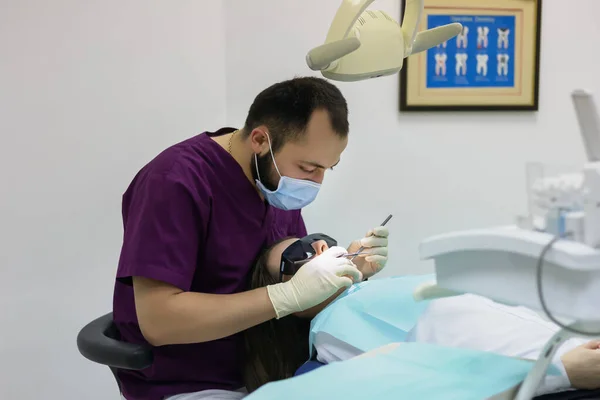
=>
[290,251,370,270]
[306,0,462,82]
[350,214,393,261]
[341,252,366,258]
[414,89,600,400]
[279,217,392,281]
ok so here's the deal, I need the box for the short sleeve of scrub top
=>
[116,171,207,291]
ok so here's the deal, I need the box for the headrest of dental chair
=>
[306,0,462,82]
[76,312,153,370]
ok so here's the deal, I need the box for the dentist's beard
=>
[251,153,279,191]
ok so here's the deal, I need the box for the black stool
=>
[76,313,153,394]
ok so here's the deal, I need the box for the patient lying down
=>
[243,236,600,396]
[242,237,345,393]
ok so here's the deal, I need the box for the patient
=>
[241,237,331,393]
[242,235,600,396]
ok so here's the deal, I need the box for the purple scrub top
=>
[112,128,307,400]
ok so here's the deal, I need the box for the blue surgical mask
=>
[254,133,321,211]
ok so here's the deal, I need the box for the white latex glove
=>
[347,226,389,279]
[266,246,362,319]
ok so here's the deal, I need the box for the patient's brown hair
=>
[242,239,311,393]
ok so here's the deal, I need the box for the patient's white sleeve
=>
[405,294,586,395]
[315,332,363,364]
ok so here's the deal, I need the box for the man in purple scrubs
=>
[113,77,390,400]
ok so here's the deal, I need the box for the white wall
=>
[0,1,226,399]
[224,0,600,277]
[3,0,600,398]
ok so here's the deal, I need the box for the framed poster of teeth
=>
[399,0,542,111]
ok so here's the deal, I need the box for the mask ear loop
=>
[254,153,262,182]
[264,132,282,177]
[254,131,282,184]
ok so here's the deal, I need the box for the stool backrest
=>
[77,312,153,393]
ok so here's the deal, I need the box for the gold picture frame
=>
[399,0,542,111]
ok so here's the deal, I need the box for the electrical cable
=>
[536,233,600,336]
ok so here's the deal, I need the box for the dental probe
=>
[350,214,393,261]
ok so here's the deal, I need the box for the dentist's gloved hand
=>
[347,226,389,279]
[267,246,362,319]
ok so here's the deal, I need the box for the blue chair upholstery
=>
[294,360,325,376]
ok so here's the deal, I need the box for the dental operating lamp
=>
[306,0,462,81]
[414,90,600,400]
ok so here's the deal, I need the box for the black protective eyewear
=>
[279,233,337,282]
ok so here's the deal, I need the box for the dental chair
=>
[76,312,153,394]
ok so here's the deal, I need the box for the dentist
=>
[113,76,389,400]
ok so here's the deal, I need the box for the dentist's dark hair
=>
[241,238,310,393]
[242,76,349,153]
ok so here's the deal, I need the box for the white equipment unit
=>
[416,90,600,400]
[306,0,462,81]
[419,227,600,400]
[572,89,600,163]
[419,226,600,322]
